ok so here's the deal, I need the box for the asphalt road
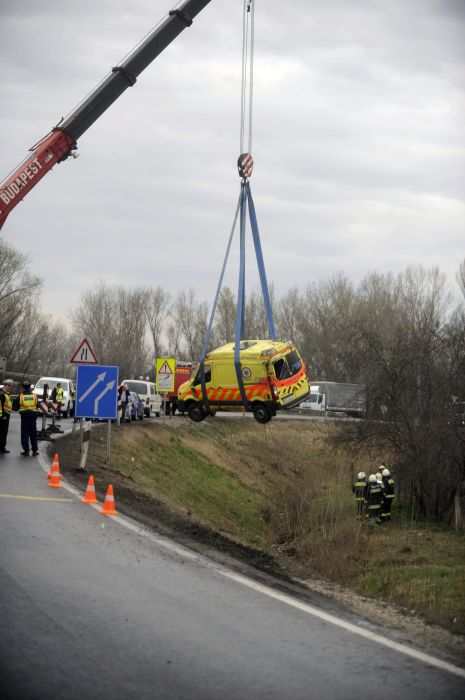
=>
[1,414,464,700]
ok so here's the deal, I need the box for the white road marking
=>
[37,448,465,681]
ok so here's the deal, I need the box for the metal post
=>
[80,417,84,451]
[107,419,111,464]
[79,420,91,470]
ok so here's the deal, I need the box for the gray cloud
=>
[1,0,464,322]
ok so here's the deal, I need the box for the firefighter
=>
[18,381,39,456]
[352,471,367,518]
[0,379,14,453]
[366,474,383,523]
[381,468,395,522]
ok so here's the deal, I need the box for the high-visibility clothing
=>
[3,394,12,414]
[352,480,367,501]
[0,402,2,417]
[56,387,64,402]
[19,393,38,413]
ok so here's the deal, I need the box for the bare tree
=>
[72,282,149,377]
[350,266,463,523]
[457,258,465,299]
[171,290,209,361]
[145,287,171,361]
[212,286,236,346]
[0,240,44,378]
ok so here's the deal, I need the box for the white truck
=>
[300,382,366,417]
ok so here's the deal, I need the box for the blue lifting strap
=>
[246,181,276,340]
[199,180,276,414]
[234,183,249,409]
[199,190,242,413]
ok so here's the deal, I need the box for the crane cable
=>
[240,0,255,157]
[199,0,276,416]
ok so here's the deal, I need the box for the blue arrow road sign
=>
[76,365,119,419]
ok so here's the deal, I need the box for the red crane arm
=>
[0,130,75,230]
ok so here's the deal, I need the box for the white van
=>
[122,379,158,417]
[32,377,76,418]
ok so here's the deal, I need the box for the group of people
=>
[39,381,65,417]
[352,466,395,523]
[0,380,41,457]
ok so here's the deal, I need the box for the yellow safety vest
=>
[56,387,64,402]
[3,393,12,414]
[19,393,38,413]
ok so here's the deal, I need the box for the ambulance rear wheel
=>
[252,403,271,424]
[188,403,207,422]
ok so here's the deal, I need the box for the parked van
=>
[121,379,157,417]
[178,339,310,424]
[32,377,75,418]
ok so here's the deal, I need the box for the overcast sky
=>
[1,0,464,324]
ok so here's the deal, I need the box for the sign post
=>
[156,358,176,416]
[75,364,119,466]
[79,420,92,470]
[70,337,99,446]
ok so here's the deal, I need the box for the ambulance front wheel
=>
[252,403,271,424]
[187,402,207,422]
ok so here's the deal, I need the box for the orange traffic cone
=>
[100,484,117,515]
[81,475,98,504]
[48,469,61,489]
[48,453,60,480]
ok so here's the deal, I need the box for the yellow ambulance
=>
[178,339,310,423]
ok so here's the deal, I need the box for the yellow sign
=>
[156,357,176,392]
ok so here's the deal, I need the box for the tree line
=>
[2,238,464,525]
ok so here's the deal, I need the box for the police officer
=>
[381,468,395,522]
[54,382,64,418]
[0,379,14,453]
[352,471,367,518]
[366,474,383,523]
[18,381,39,456]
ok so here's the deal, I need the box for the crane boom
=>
[0,0,212,230]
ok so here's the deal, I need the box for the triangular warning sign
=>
[70,337,99,365]
[158,361,173,374]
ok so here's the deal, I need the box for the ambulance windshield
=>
[273,350,302,380]
[286,350,302,375]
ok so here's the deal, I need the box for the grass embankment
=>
[70,417,465,631]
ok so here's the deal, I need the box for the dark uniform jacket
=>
[366,482,383,509]
[382,476,395,499]
[352,479,367,501]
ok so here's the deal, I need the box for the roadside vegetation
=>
[4,237,465,628]
[60,417,465,633]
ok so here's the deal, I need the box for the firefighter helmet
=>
[382,468,390,477]
[368,474,377,483]
[357,472,366,479]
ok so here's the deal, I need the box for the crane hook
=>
[237,153,254,179]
